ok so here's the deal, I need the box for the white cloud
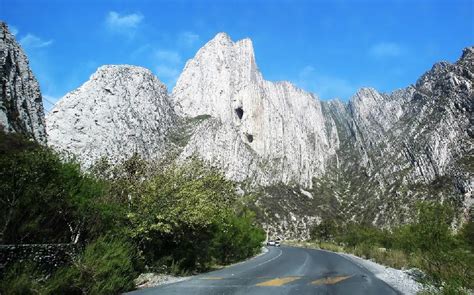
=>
[105,11,143,34]
[9,25,19,36]
[19,34,53,48]
[369,42,402,58]
[295,66,357,100]
[155,50,181,64]
[178,31,200,47]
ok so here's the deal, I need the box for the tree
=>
[310,219,338,241]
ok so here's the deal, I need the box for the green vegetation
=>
[0,132,107,244]
[0,132,264,294]
[44,236,138,295]
[307,202,474,294]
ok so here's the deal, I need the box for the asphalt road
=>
[127,245,400,295]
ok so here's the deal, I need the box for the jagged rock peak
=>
[415,46,474,93]
[172,32,259,119]
[46,64,176,167]
[0,21,46,143]
[460,46,474,62]
[209,32,232,43]
[350,87,383,103]
[348,87,385,116]
[206,32,254,52]
[90,64,158,81]
[193,32,256,67]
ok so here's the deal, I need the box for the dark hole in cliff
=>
[235,107,244,119]
[246,133,254,143]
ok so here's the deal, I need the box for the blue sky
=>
[1,0,473,110]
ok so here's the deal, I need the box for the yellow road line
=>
[256,276,301,286]
[311,275,352,286]
[200,276,223,280]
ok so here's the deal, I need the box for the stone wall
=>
[0,244,78,274]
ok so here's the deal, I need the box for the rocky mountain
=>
[46,65,176,166]
[45,32,473,239]
[0,22,46,143]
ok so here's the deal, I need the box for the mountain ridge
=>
[44,32,473,238]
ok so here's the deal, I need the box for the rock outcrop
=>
[46,65,176,166]
[0,22,46,143]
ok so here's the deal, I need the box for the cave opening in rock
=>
[235,107,244,119]
[246,133,254,143]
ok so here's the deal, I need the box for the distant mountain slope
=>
[318,47,473,226]
[0,21,46,143]
[263,48,472,238]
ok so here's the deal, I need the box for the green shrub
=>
[459,220,474,251]
[45,236,138,295]
[126,159,264,273]
[212,210,265,264]
[0,132,109,244]
[335,222,391,248]
[310,219,338,241]
[410,202,455,253]
[0,262,43,295]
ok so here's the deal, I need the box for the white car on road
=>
[266,240,280,247]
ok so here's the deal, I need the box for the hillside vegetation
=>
[0,131,264,294]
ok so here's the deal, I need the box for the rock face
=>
[0,22,46,143]
[172,33,337,187]
[46,65,176,166]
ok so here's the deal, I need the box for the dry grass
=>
[283,240,410,270]
[283,240,344,253]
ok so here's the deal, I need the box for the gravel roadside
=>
[337,252,423,295]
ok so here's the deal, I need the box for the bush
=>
[126,159,264,273]
[0,262,43,295]
[459,220,474,251]
[0,132,109,244]
[45,236,138,295]
[409,202,455,253]
[335,222,392,248]
[310,219,338,241]
[212,210,265,264]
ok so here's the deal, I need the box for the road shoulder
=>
[132,246,270,290]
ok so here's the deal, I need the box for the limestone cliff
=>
[0,22,46,143]
[172,33,337,187]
